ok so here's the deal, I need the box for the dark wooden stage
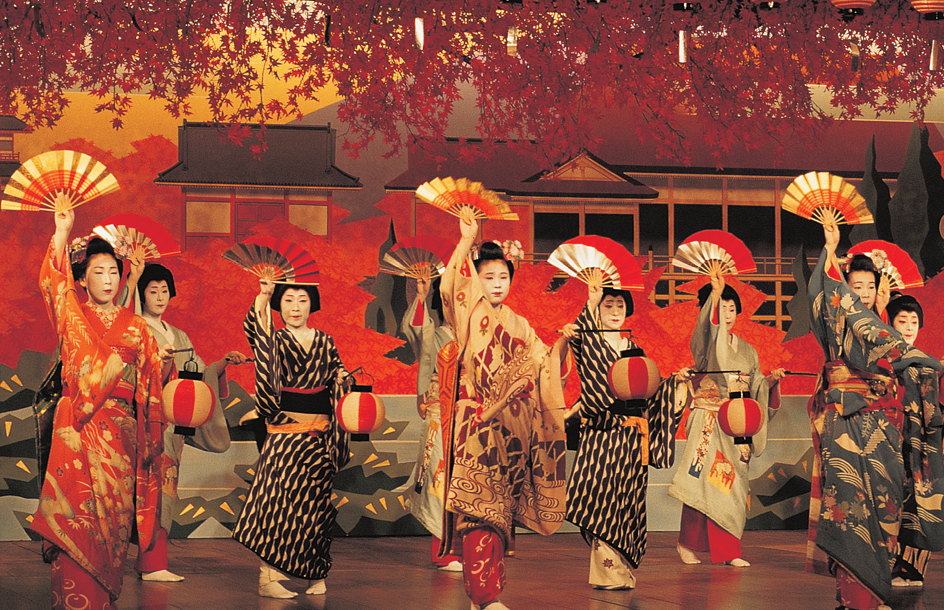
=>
[3,531,940,610]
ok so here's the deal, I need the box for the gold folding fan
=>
[782,171,873,226]
[2,150,119,212]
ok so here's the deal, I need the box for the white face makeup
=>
[477,259,511,306]
[720,299,738,329]
[599,295,626,331]
[892,310,920,346]
[280,288,312,329]
[847,270,877,310]
[79,253,121,306]
[143,280,170,318]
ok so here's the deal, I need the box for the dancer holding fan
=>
[17,152,167,610]
[549,236,693,590]
[225,237,353,599]
[792,173,943,610]
[426,179,571,610]
[667,230,785,567]
[380,234,462,571]
[114,254,249,581]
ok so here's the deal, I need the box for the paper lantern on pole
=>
[829,0,876,21]
[910,0,944,19]
[718,391,764,445]
[337,384,386,441]
[607,348,661,402]
[162,370,215,436]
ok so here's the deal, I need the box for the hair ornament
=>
[471,239,524,267]
[69,234,132,264]
[840,249,887,275]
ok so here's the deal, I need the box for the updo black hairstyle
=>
[473,242,514,282]
[886,293,923,329]
[71,236,123,281]
[696,282,742,313]
[844,253,881,286]
[270,282,321,313]
[137,263,177,309]
[600,286,634,317]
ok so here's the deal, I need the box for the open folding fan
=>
[92,213,180,266]
[416,176,518,221]
[546,235,644,291]
[222,236,320,284]
[848,240,923,289]
[781,171,873,226]
[1,150,119,212]
[379,234,455,281]
[672,230,757,275]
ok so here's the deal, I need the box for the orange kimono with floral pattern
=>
[30,239,164,601]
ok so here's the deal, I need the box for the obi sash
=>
[823,360,903,429]
[280,386,331,415]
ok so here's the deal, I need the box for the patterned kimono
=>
[668,297,777,540]
[806,249,943,604]
[144,319,231,533]
[400,294,454,538]
[565,305,686,568]
[233,305,351,580]
[440,254,569,553]
[31,240,165,601]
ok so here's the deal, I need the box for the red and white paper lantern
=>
[162,371,215,436]
[336,384,386,441]
[718,393,764,445]
[607,351,661,401]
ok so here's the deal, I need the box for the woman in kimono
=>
[565,281,692,589]
[440,215,571,610]
[31,209,165,610]
[886,294,939,588]
[400,276,462,571]
[233,277,351,599]
[806,223,943,610]
[126,262,248,581]
[668,270,784,566]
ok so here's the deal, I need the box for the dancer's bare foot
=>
[677,544,701,564]
[140,569,184,582]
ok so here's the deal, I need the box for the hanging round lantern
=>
[607,348,661,401]
[718,391,764,445]
[337,383,386,441]
[829,0,876,21]
[162,369,215,436]
[910,0,944,20]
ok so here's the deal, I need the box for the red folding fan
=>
[222,236,320,285]
[848,240,923,289]
[672,230,757,275]
[781,171,873,226]
[416,176,518,221]
[379,234,456,281]
[92,213,180,265]
[547,235,644,291]
[1,150,119,212]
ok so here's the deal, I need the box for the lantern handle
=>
[167,347,201,373]
[782,370,818,377]
[341,366,375,386]
[692,369,740,375]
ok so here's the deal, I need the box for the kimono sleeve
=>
[41,239,125,428]
[690,299,720,370]
[401,294,439,397]
[244,305,281,420]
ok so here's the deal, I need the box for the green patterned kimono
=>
[806,248,944,603]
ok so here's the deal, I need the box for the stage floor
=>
[2,531,940,610]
